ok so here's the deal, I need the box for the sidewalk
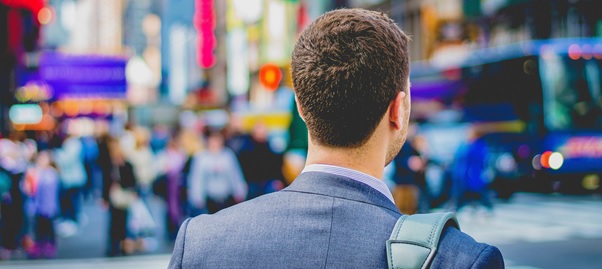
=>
[0,254,171,269]
[55,195,173,259]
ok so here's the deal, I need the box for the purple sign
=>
[410,79,463,101]
[38,52,127,99]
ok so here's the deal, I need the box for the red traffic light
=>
[259,63,282,91]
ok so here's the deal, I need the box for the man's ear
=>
[295,96,306,123]
[389,91,406,130]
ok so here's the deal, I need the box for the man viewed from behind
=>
[169,8,504,268]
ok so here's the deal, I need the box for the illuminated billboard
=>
[194,0,217,68]
[38,52,127,99]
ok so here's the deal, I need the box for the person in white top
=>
[187,129,247,215]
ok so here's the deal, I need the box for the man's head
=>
[291,8,411,160]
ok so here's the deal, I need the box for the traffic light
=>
[259,63,282,91]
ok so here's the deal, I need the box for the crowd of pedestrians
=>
[0,115,287,260]
[0,111,498,261]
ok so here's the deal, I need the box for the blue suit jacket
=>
[168,171,504,268]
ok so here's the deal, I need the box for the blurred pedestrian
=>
[224,114,250,156]
[150,124,170,154]
[80,134,100,200]
[23,151,60,259]
[157,136,187,240]
[97,133,113,208]
[177,129,204,217]
[282,97,309,185]
[169,9,503,268]
[187,129,247,215]
[391,141,424,215]
[0,132,29,259]
[53,133,87,231]
[411,134,439,210]
[102,137,137,257]
[237,122,285,200]
[126,127,158,201]
[450,127,494,215]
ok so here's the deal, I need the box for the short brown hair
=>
[291,8,410,148]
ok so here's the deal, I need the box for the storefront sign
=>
[38,52,127,99]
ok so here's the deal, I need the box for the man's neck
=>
[305,140,386,180]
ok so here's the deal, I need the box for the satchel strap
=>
[386,212,460,269]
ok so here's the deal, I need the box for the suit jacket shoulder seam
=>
[282,189,400,215]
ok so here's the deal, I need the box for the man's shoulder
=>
[433,226,505,268]
[176,189,401,268]
[184,190,306,234]
[172,191,503,268]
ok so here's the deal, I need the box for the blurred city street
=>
[457,193,602,269]
[52,195,173,259]
[0,195,173,268]
[0,254,170,269]
[0,192,601,269]
[2,0,602,268]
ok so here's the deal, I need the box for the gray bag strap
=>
[386,212,460,269]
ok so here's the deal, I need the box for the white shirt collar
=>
[301,164,395,204]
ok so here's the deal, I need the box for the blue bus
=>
[411,38,602,198]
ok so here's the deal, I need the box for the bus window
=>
[461,57,544,134]
[540,54,602,131]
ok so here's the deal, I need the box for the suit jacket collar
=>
[284,171,400,214]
